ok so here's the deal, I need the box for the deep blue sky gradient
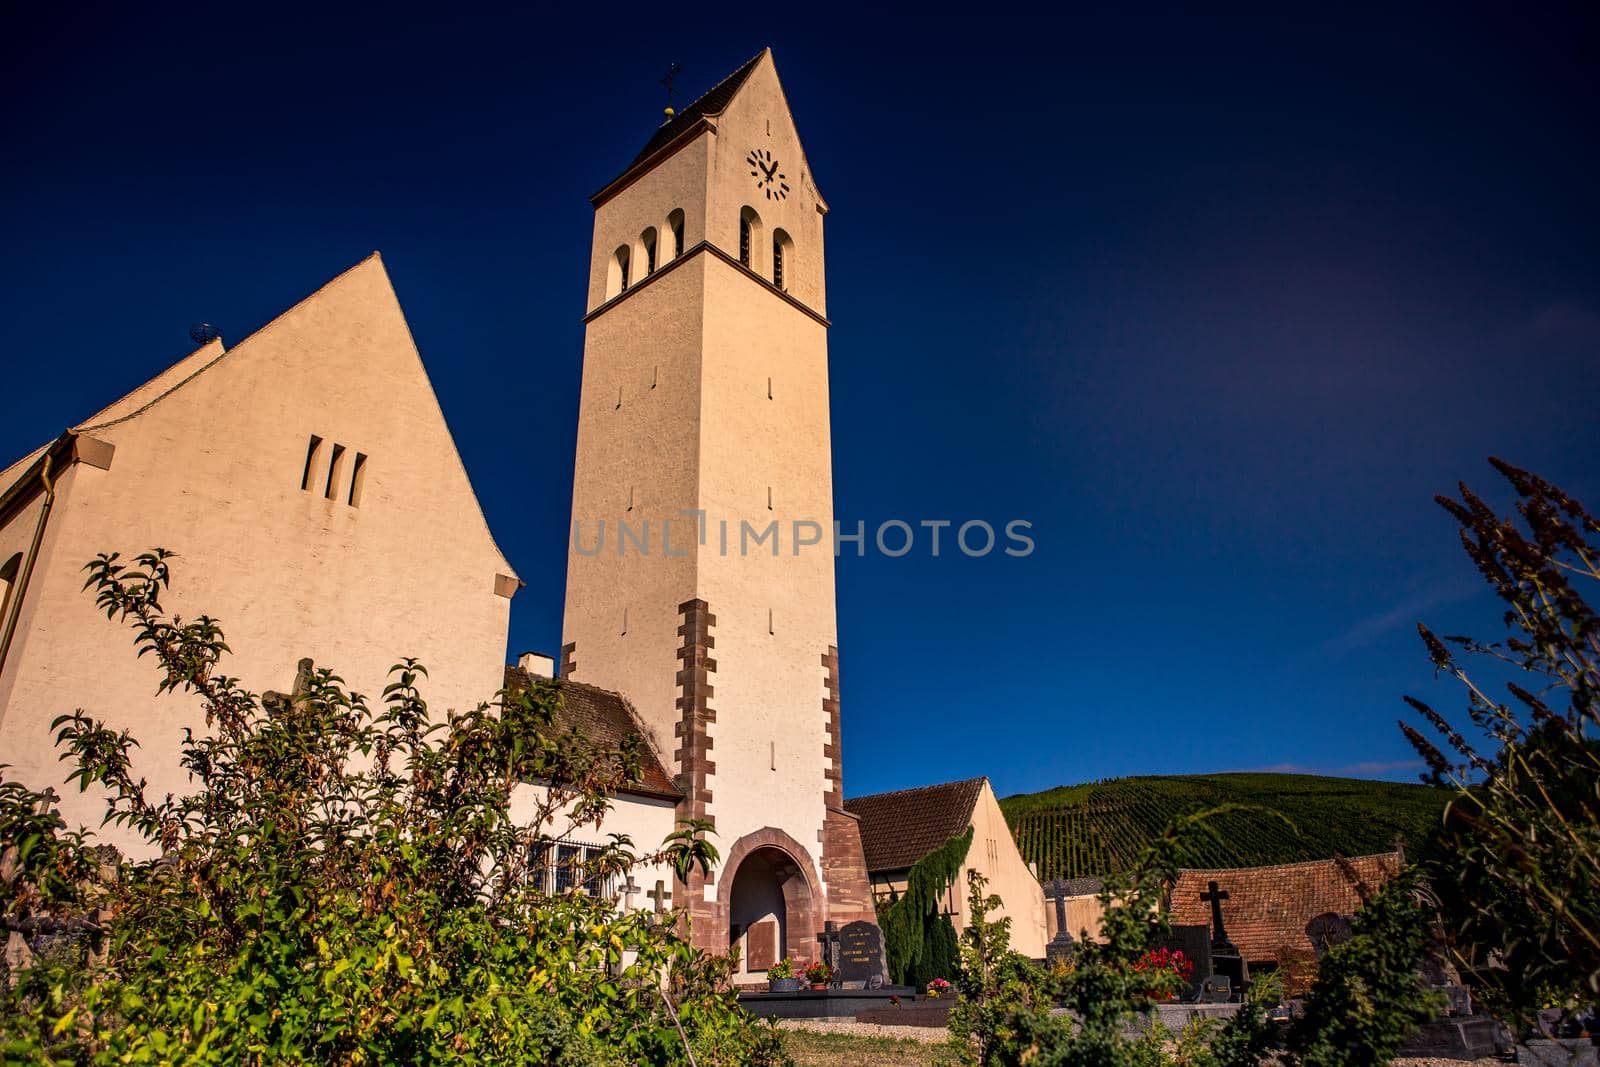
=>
[3,7,1596,798]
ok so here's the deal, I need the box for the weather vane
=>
[660,62,683,117]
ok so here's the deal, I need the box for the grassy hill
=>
[1000,773,1450,880]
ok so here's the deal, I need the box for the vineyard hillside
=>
[1000,773,1449,880]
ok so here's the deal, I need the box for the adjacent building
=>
[847,778,1049,958]
[0,256,518,850]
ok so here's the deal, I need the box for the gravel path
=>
[777,1019,1505,1064]
[778,1019,949,1043]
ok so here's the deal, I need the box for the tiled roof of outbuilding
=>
[844,778,986,875]
[1167,852,1403,964]
[503,667,681,801]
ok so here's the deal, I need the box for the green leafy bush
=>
[945,810,1433,1067]
[0,549,787,1066]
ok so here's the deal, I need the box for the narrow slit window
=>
[300,435,324,491]
[652,365,658,390]
[772,229,793,290]
[0,552,21,628]
[767,376,773,400]
[627,486,634,512]
[616,384,623,410]
[767,607,775,634]
[347,452,367,507]
[767,485,773,510]
[324,443,346,500]
[621,606,629,636]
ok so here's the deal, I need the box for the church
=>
[0,48,1045,973]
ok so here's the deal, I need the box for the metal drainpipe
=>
[0,454,57,682]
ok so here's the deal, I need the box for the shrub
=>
[0,549,788,1066]
[882,827,971,987]
[1402,460,1600,1032]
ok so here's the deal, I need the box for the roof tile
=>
[1168,852,1402,963]
[503,667,680,801]
[845,778,985,874]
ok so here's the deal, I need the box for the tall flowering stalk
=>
[1402,460,1600,1031]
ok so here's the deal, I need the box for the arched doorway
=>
[719,829,823,976]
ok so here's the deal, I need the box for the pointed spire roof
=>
[591,49,767,204]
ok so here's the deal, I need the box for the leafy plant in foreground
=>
[0,549,787,1066]
[1403,460,1600,1032]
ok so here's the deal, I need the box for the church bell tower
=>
[562,49,875,964]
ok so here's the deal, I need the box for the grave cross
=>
[1201,881,1229,936]
[1200,880,1237,954]
[647,879,672,914]
[1042,880,1073,943]
[618,877,642,912]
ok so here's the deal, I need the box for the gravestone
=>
[1199,975,1232,1003]
[1304,912,1352,958]
[1156,924,1213,1001]
[835,920,888,987]
[746,920,780,972]
[1041,879,1078,963]
[817,921,841,975]
[1200,880,1247,999]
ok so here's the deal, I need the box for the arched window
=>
[607,245,631,298]
[667,209,685,259]
[739,206,763,270]
[772,228,793,290]
[640,227,658,275]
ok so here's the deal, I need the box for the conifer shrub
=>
[882,826,971,986]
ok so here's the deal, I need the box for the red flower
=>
[1133,948,1194,999]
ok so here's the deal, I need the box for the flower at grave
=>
[926,977,953,998]
[889,995,901,1006]
[766,957,795,980]
[803,961,832,984]
[1132,947,1194,1001]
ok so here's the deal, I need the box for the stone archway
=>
[717,827,823,972]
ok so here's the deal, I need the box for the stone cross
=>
[1041,879,1077,948]
[1201,880,1237,954]
[647,879,672,914]
[618,877,641,911]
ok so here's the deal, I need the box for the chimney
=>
[517,651,555,679]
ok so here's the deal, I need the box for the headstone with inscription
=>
[835,920,888,987]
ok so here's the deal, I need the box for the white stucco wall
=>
[510,783,678,911]
[956,782,1049,958]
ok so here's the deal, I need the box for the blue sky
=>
[3,7,1596,798]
